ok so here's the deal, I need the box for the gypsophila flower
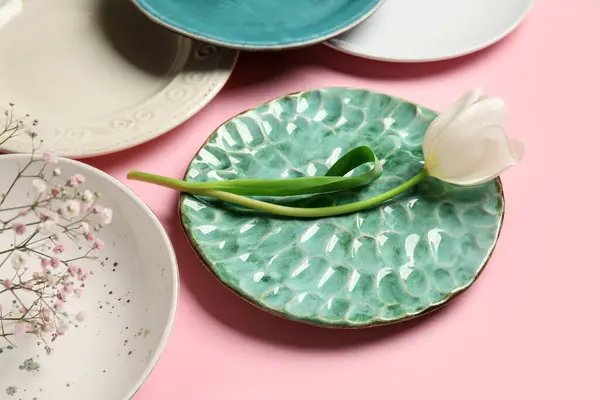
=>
[40,210,59,222]
[43,150,57,164]
[54,300,65,311]
[32,178,46,193]
[40,308,52,321]
[62,283,73,295]
[59,199,81,218]
[82,189,94,203]
[50,257,60,269]
[1,110,111,356]
[56,321,69,335]
[40,220,56,234]
[11,222,26,235]
[14,323,29,337]
[80,222,91,233]
[46,275,59,286]
[67,174,85,188]
[100,208,113,225]
[11,252,28,269]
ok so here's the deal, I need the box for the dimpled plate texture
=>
[131,0,383,50]
[180,88,504,328]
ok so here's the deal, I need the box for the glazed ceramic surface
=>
[0,155,179,399]
[0,0,237,158]
[0,0,20,29]
[328,0,534,62]
[131,0,383,50]
[180,88,504,328]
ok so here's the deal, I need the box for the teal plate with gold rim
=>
[179,88,504,328]
[131,0,383,50]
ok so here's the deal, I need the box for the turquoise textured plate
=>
[130,0,383,50]
[180,88,505,328]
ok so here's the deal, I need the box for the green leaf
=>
[127,146,383,198]
[180,146,382,196]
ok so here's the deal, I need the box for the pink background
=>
[87,1,599,399]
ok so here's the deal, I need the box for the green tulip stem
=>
[127,169,428,218]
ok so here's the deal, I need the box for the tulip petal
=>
[425,97,506,171]
[423,88,483,161]
[510,138,526,162]
[428,126,520,186]
[425,98,514,185]
[433,98,506,154]
[449,97,507,135]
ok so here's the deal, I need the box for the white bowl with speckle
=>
[0,154,179,399]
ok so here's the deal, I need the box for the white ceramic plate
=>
[0,0,237,158]
[0,0,21,30]
[0,154,179,399]
[327,0,535,62]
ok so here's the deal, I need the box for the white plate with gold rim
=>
[0,0,237,158]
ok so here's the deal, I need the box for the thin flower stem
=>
[188,170,428,218]
[0,203,35,212]
[10,290,27,310]
[0,159,35,208]
[0,106,111,353]
[1,334,16,349]
[64,248,93,263]
[0,251,13,270]
[26,227,77,247]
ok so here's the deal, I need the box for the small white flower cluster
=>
[0,147,113,355]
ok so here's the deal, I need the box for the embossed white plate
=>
[327,0,534,62]
[0,0,237,158]
[0,154,179,399]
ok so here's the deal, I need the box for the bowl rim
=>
[0,153,180,400]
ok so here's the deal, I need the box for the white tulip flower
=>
[127,88,526,219]
[423,88,525,186]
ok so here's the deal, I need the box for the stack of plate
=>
[130,0,533,62]
[0,0,533,158]
[0,1,534,398]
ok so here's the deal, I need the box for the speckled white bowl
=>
[0,154,179,399]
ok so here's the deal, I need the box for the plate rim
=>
[326,0,535,63]
[0,153,180,399]
[129,0,385,50]
[0,0,239,158]
[178,87,506,329]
